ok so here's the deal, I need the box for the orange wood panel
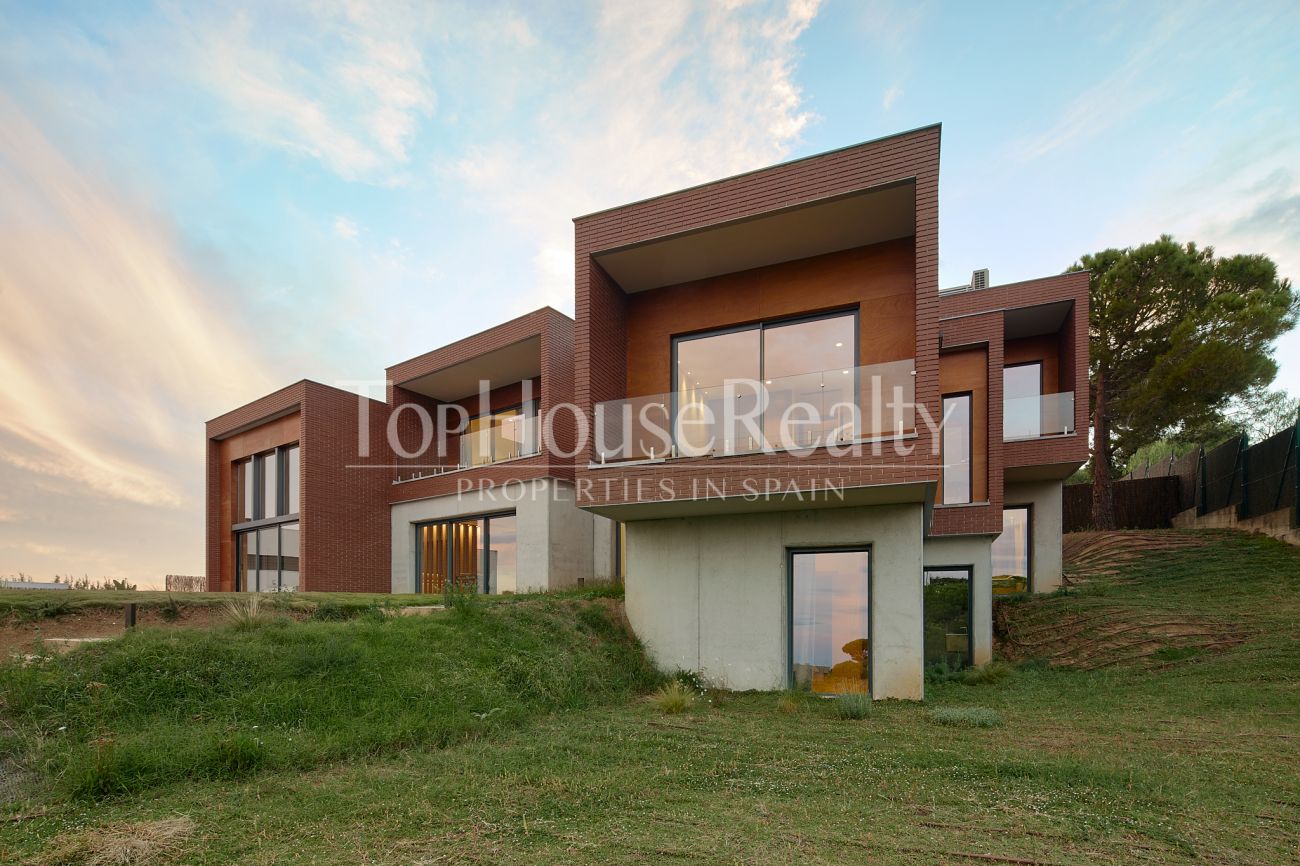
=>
[1004,335,1061,394]
[938,347,988,503]
[624,238,916,397]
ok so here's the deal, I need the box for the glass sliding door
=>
[790,548,871,695]
[489,514,518,594]
[416,512,516,595]
[992,506,1031,594]
[255,526,279,592]
[1004,362,1043,440]
[924,567,972,670]
[941,393,972,504]
[279,523,300,592]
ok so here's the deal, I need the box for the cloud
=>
[0,96,275,508]
[882,84,902,110]
[177,1,437,184]
[334,215,360,240]
[450,0,823,310]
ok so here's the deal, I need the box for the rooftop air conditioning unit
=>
[970,268,990,292]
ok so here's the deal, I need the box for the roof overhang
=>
[1004,300,1073,340]
[592,180,916,294]
[397,336,542,402]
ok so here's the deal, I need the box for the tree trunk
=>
[1091,370,1116,530]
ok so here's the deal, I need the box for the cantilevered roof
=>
[592,181,916,294]
[397,336,541,402]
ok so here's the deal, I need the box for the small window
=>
[284,445,300,515]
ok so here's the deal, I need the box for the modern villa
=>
[205,124,1089,700]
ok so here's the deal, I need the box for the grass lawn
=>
[2,531,1298,864]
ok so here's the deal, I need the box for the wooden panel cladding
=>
[624,238,916,397]
[938,348,988,503]
[214,411,301,591]
[1005,335,1061,394]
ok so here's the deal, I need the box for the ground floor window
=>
[416,512,516,594]
[235,521,299,592]
[790,548,871,695]
[992,506,1031,593]
[923,567,972,670]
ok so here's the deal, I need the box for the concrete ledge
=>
[1173,505,1300,546]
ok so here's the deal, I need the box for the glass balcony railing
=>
[459,414,540,467]
[593,359,916,463]
[1003,392,1075,441]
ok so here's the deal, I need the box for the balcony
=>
[593,359,915,464]
[460,412,539,467]
[1003,392,1075,441]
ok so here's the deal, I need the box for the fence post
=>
[1238,434,1250,520]
[1294,410,1300,529]
[1196,447,1207,516]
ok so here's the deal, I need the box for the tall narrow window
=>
[941,393,972,504]
[924,567,972,670]
[256,526,279,592]
[258,451,278,518]
[489,514,518,594]
[236,460,254,522]
[992,506,1031,593]
[1004,363,1042,440]
[279,523,300,592]
[791,549,870,695]
[284,445,300,514]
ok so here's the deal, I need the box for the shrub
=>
[833,692,872,720]
[961,660,1015,686]
[309,600,352,622]
[649,680,694,715]
[928,706,1004,728]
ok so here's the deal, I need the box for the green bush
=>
[961,660,1015,686]
[833,692,872,720]
[0,599,657,800]
[649,680,694,714]
[928,706,1004,728]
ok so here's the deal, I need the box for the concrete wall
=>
[624,503,925,699]
[921,534,994,666]
[592,514,617,580]
[1173,504,1300,546]
[390,478,595,593]
[1005,479,1064,592]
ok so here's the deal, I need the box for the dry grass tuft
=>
[32,816,195,866]
[648,680,694,715]
[219,596,264,630]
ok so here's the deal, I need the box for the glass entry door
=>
[416,513,513,594]
[790,548,871,695]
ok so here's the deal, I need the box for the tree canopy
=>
[1070,236,1296,526]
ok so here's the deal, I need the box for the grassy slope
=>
[3,531,1299,865]
[0,590,450,615]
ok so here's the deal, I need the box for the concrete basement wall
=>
[623,503,925,699]
[1004,479,1065,593]
[922,534,994,666]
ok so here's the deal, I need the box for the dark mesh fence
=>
[1243,426,1297,519]
[1171,448,1201,513]
[1063,476,1182,532]
[1200,436,1245,515]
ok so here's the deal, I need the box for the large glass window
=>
[1004,363,1042,440]
[924,567,972,670]
[791,548,870,696]
[235,521,300,592]
[992,506,1031,594]
[258,450,278,519]
[236,459,254,522]
[256,526,279,592]
[417,512,516,595]
[279,523,300,592]
[461,403,538,467]
[674,312,857,453]
[941,393,972,504]
[237,531,254,591]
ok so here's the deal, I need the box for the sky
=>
[1,0,1298,587]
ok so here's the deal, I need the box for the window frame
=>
[234,520,299,592]
[922,564,974,670]
[940,390,974,505]
[786,544,873,698]
[414,509,518,595]
[993,504,1033,593]
[233,443,300,529]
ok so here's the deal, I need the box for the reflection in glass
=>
[992,507,1030,594]
[237,531,254,591]
[418,523,449,593]
[489,514,518,594]
[451,518,484,592]
[285,446,300,514]
[460,404,537,466]
[259,451,278,518]
[791,549,870,695]
[1004,363,1042,440]
[279,522,300,592]
[924,568,971,669]
[941,394,972,504]
[237,460,254,522]
[676,329,760,455]
[256,526,279,592]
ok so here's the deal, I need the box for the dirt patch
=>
[0,605,309,658]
